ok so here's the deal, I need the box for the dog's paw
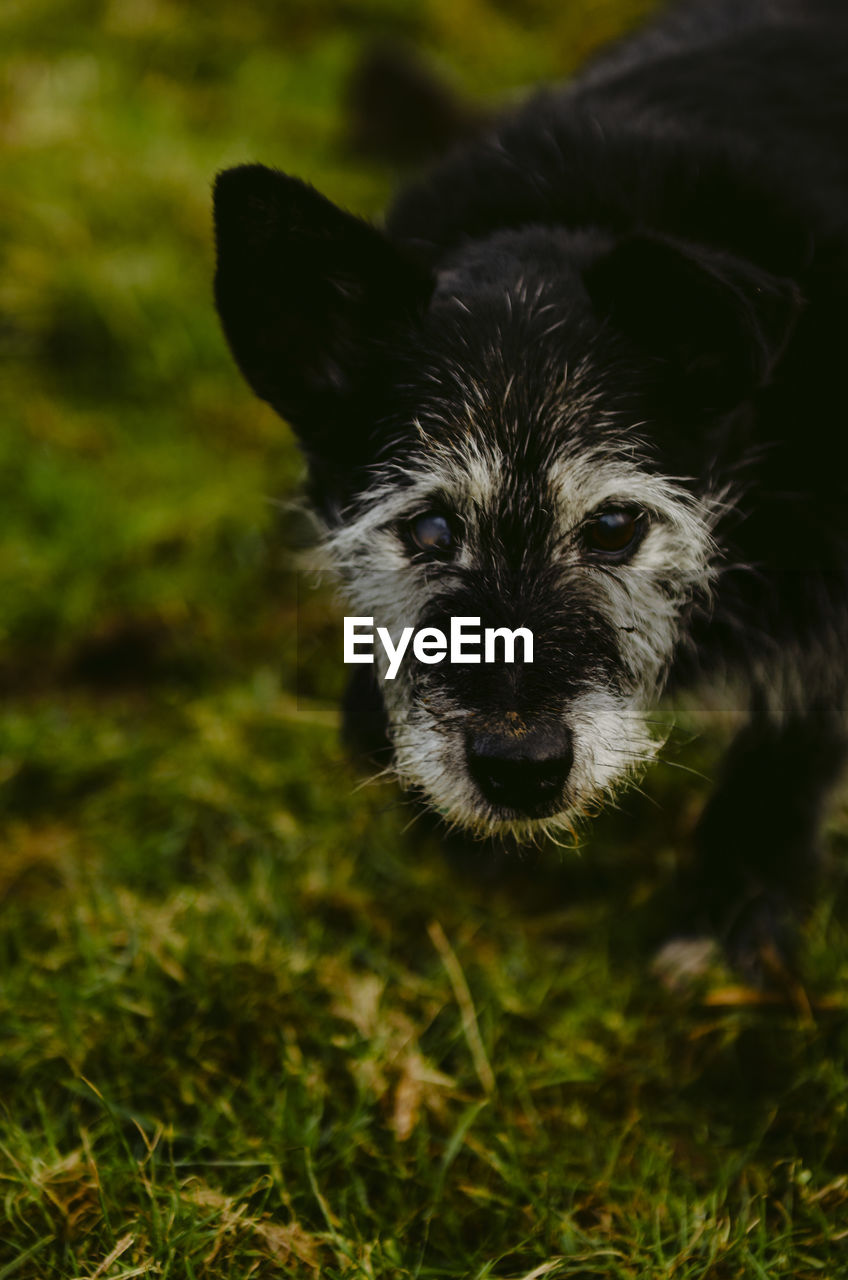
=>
[720,889,804,989]
[651,935,721,993]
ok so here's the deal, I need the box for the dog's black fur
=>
[214,0,848,978]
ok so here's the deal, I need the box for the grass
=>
[2,0,848,1275]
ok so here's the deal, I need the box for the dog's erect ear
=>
[584,232,803,410]
[213,164,433,435]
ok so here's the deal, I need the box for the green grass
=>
[2,1,848,1275]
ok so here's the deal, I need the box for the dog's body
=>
[214,0,848,974]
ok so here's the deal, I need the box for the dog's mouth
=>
[441,784,581,842]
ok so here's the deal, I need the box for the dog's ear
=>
[584,232,803,410]
[213,164,433,436]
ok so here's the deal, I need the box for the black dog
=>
[213,0,848,977]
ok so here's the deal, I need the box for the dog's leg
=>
[690,701,847,981]
[342,665,392,764]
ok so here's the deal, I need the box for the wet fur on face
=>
[214,0,848,967]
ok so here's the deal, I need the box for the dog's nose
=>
[466,724,573,816]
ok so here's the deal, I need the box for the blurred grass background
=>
[2,1,848,1276]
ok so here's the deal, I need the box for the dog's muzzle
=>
[466,723,573,817]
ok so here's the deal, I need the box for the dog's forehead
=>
[394,247,642,464]
[387,326,651,525]
[362,232,660,526]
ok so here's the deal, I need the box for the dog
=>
[213,0,848,978]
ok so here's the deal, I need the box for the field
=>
[2,1,848,1275]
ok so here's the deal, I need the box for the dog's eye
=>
[583,508,643,558]
[408,511,456,556]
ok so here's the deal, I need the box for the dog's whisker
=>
[653,759,714,783]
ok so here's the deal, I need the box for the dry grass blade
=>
[428,919,495,1096]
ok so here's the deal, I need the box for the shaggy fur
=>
[213,0,848,974]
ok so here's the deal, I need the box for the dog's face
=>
[214,165,801,838]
